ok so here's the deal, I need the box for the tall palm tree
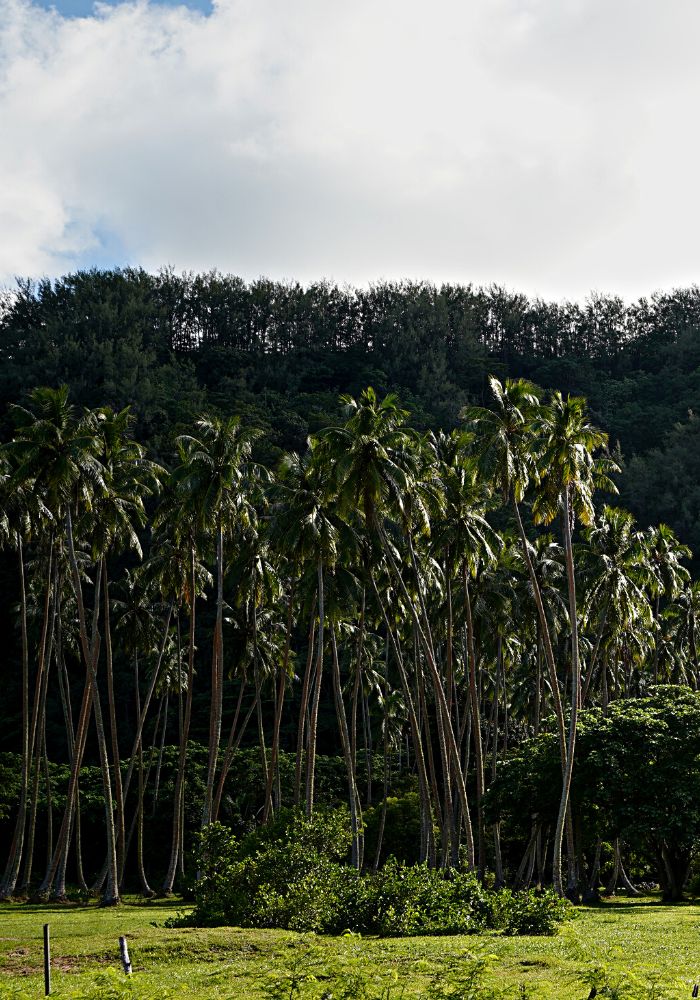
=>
[141,501,212,892]
[269,447,349,816]
[89,406,162,883]
[432,432,500,875]
[9,386,122,904]
[463,378,569,765]
[320,388,475,867]
[172,414,260,828]
[0,453,45,899]
[533,390,616,898]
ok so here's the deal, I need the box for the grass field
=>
[1,897,699,999]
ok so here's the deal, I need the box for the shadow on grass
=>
[580,893,698,910]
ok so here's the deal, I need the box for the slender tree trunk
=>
[382,525,475,867]
[512,500,567,752]
[65,506,119,906]
[152,691,169,813]
[212,685,254,822]
[492,638,504,888]
[1,537,51,899]
[653,594,660,684]
[374,657,391,872]
[417,650,445,860]
[552,489,580,901]
[102,561,125,851]
[464,562,486,880]
[330,628,363,868]
[23,590,56,897]
[121,604,174,809]
[163,562,196,894]
[37,674,94,901]
[305,558,325,817]
[371,573,434,865]
[134,653,154,897]
[202,522,224,828]
[102,559,126,884]
[294,605,316,806]
[264,583,294,822]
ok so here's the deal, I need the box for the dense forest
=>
[1,269,700,920]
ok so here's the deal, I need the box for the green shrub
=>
[488,888,572,935]
[364,859,490,936]
[184,809,569,937]
[188,809,353,930]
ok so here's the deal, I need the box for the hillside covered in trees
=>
[1,270,698,553]
[1,269,700,918]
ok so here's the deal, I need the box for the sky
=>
[1,0,699,302]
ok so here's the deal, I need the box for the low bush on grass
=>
[181,811,570,936]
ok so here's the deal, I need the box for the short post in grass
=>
[43,923,51,996]
[119,936,132,975]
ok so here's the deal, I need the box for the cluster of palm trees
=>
[0,378,694,905]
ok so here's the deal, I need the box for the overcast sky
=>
[1,0,699,301]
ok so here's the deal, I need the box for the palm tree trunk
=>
[374,668,391,872]
[512,499,567,760]
[1,537,51,899]
[65,506,119,906]
[134,652,154,897]
[371,573,434,865]
[330,627,363,868]
[212,683,253,821]
[165,571,196,893]
[152,691,169,813]
[24,574,56,897]
[264,584,294,822]
[417,651,445,859]
[163,573,196,894]
[552,488,580,901]
[37,667,94,901]
[202,522,224,828]
[463,562,486,880]
[305,558,325,817]
[294,605,316,806]
[382,526,475,867]
[102,558,126,882]
[121,604,174,809]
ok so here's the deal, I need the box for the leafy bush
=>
[188,809,353,930]
[488,887,572,935]
[184,810,571,937]
[363,858,490,936]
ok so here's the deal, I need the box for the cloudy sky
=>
[1,0,698,300]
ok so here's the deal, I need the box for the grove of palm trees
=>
[2,307,699,921]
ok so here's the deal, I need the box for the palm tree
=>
[89,406,162,884]
[269,447,348,816]
[463,378,569,768]
[643,524,691,683]
[533,390,616,898]
[0,453,44,899]
[172,414,260,828]
[580,506,652,707]
[432,431,500,875]
[666,581,700,688]
[320,388,475,867]
[9,386,122,904]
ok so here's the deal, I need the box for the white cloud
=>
[1,0,700,299]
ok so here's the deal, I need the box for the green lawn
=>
[1,897,698,999]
